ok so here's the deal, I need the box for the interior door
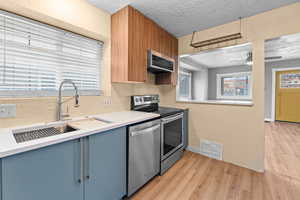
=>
[275,70,300,122]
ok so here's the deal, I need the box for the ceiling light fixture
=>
[190,17,243,48]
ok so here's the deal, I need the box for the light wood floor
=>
[131,122,300,200]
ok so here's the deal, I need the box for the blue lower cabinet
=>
[85,127,127,200]
[0,127,127,200]
[1,139,83,200]
[0,159,2,200]
[183,109,189,149]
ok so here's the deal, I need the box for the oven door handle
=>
[161,113,183,123]
[130,124,161,137]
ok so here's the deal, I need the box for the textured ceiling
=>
[181,43,252,69]
[180,32,300,70]
[88,0,299,37]
[265,32,300,61]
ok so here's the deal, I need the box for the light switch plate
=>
[0,104,16,118]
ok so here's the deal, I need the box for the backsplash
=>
[0,83,174,129]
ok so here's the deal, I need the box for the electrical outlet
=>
[0,104,16,118]
[103,99,112,105]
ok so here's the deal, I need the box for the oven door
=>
[161,113,184,160]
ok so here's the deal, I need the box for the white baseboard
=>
[186,145,265,173]
[264,118,272,122]
[186,146,201,154]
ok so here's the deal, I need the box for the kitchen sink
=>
[13,117,114,144]
[13,124,78,144]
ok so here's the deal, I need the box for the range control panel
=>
[132,95,159,106]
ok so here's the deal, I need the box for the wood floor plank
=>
[131,122,300,200]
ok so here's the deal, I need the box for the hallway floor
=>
[131,122,300,200]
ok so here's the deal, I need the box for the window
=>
[0,11,103,97]
[280,73,300,88]
[217,72,252,100]
[177,71,192,100]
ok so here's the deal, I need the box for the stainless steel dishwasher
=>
[128,119,161,196]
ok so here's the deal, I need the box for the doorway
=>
[264,33,300,187]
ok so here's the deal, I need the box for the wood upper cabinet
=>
[111,6,178,85]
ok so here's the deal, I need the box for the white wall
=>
[192,69,208,101]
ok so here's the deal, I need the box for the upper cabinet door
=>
[1,140,83,200]
[111,6,178,85]
[128,7,148,82]
[84,127,127,200]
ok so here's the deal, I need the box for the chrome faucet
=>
[57,80,80,121]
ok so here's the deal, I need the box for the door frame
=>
[270,67,300,121]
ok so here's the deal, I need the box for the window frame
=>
[177,70,192,100]
[216,71,252,100]
[0,10,103,98]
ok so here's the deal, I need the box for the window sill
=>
[176,99,254,106]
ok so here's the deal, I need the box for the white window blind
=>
[0,10,103,97]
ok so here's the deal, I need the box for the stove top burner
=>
[131,95,183,117]
[154,107,183,117]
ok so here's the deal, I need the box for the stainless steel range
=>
[131,95,184,175]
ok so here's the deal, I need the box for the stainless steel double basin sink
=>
[13,117,112,143]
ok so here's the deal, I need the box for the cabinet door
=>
[0,159,2,200]
[183,109,189,149]
[128,7,147,82]
[85,127,127,200]
[1,140,83,200]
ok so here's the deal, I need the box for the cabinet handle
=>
[85,136,90,180]
[78,138,84,183]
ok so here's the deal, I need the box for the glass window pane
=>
[280,73,300,88]
[179,73,191,98]
[219,73,251,98]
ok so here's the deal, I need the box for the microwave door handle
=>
[130,124,160,137]
[161,113,183,123]
[151,65,174,72]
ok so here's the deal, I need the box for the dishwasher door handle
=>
[130,124,160,137]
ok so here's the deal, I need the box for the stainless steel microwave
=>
[147,50,175,73]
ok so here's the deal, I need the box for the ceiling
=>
[265,33,300,61]
[181,43,252,69]
[88,0,299,37]
[180,32,300,70]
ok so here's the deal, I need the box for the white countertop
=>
[177,99,253,106]
[0,111,160,158]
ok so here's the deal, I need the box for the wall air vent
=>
[199,139,223,160]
